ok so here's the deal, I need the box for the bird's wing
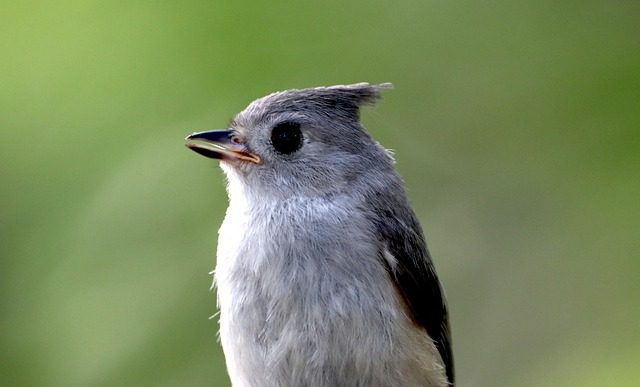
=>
[371,205,454,386]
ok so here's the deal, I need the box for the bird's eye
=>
[271,121,303,154]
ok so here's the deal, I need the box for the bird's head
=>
[186,83,394,199]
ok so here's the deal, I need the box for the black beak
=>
[185,130,260,164]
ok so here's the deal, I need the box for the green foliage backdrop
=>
[1,1,639,386]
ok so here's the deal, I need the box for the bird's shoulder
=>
[363,188,454,385]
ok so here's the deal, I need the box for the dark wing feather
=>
[367,194,454,385]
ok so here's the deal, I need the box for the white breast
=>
[214,194,447,387]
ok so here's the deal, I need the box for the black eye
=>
[271,121,303,154]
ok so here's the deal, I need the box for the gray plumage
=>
[186,83,453,387]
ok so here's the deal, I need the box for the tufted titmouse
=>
[185,83,453,386]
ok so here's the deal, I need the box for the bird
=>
[185,83,453,387]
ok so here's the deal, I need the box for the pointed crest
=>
[248,83,393,122]
[321,82,394,107]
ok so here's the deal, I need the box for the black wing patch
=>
[371,205,454,386]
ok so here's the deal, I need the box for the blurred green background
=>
[1,1,639,386]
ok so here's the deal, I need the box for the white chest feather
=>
[214,195,446,387]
